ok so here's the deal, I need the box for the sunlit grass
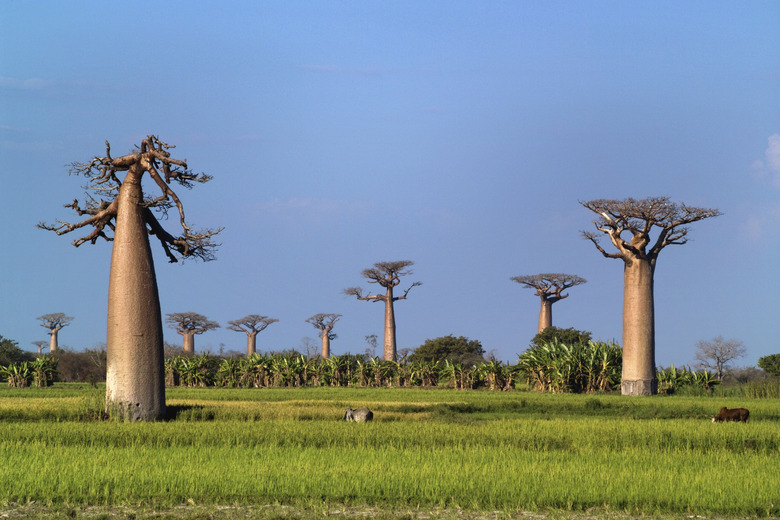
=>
[1,385,779,516]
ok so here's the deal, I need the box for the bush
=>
[53,348,106,383]
[530,326,592,349]
[758,354,780,377]
[408,335,486,367]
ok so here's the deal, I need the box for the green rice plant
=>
[2,413,780,515]
[738,380,780,399]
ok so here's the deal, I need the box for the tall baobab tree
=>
[344,260,421,361]
[581,196,720,396]
[510,274,586,333]
[39,136,221,420]
[227,315,278,356]
[166,312,220,354]
[306,313,341,358]
[37,313,73,352]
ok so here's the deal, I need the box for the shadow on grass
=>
[165,404,216,421]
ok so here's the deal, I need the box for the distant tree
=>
[0,335,34,366]
[344,260,422,361]
[37,313,74,352]
[166,312,220,355]
[694,336,746,380]
[530,326,593,349]
[364,334,379,359]
[306,313,342,358]
[39,136,221,420]
[409,335,486,367]
[511,273,586,333]
[163,341,185,359]
[758,354,780,378]
[32,341,48,355]
[298,337,318,359]
[723,366,769,385]
[227,315,278,356]
[53,347,107,383]
[582,196,721,395]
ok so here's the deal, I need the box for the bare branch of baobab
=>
[39,135,223,262]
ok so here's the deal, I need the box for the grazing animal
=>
[344,407,373,422]
[712,407,750,423]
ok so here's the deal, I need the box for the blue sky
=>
[1,1,779,367]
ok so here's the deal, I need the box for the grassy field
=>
[0,385,778,519]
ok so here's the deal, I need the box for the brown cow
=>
[712,407,750,423]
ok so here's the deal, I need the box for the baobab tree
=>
[166,312,220,354]
[37,313,73,352]
[344,260,421,361]
[32,341,48,355]
[39,135,221,420]
[581,196,720,396]
[227,315,278,356]
[305,313,341,358]
[510,274,586,333]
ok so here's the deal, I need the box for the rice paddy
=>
[1,385,778,518]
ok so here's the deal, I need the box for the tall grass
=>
[1,386,779,516]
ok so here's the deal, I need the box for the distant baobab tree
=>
[344,260,421,361]
[227,315,278,356]
[581,196,720,396]
[166,312,220,355]
[306,313,342,358]
[39,136,221,420]
[32,341,48,355]
[37,313,73,352]
[510,274,586,333]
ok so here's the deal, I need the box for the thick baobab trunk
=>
[621,259,657,396]
[321,334,331,358]
[49,331,59,352]
[105,175,166,421]
[383,288,397,361]
[182,333,195,355]
[538,299,552,333]
[246,333,258,356]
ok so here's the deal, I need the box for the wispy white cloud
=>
[766,134,780,186]
[299,65,383,77]
[745,134,780,243]
[260,197,374,217]
[751,133,780,188]
[0,76,53,90]
[0,75,126,95]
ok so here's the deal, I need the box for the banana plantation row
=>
[0,342,715,396]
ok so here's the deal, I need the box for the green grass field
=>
[1,385,778,519]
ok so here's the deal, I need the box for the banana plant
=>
[216,358,242,388]
[0,362,33,388]
[31,356,58,387]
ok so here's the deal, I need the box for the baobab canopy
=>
[581,197,722,266]
[39,136,222,263]
[510,274,586,334]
